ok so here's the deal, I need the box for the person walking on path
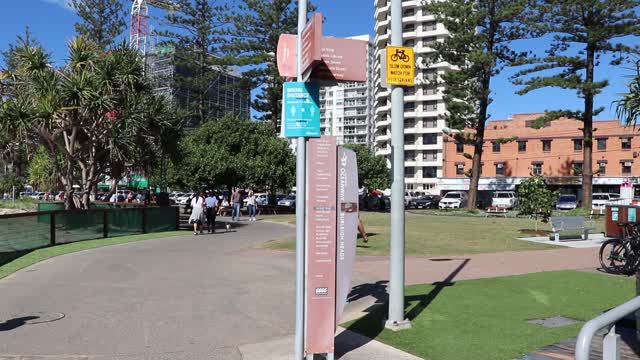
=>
[247,190,257,222]
[231,187,242,222]
[189,191,206,235]
[205,191,218,233]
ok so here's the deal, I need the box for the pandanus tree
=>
[1,37,180,209]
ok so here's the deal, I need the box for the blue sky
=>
[1,0,637,121]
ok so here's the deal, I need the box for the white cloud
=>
[40,0,74,11]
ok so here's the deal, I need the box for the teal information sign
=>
[283,82,321,138]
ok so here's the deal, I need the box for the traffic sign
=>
[283,82,321,138]
[386,46,415,86]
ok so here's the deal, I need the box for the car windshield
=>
[418,195,433,200]
[593,194,609,200]
[494,193,512,198]
[559,195,576,202]
[285,195,295,200]
[444,193,461,199]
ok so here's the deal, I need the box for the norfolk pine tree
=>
[512,0,640,209]
[225,0,314,131]
[424,0,530,208]
[160,0,230,126]
[70,0,127,49]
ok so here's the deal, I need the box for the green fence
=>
[0,207,179,253]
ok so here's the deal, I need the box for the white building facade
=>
[373,0,452,193]
[319,35,375,149]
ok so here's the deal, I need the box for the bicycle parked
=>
[599,222,640,275]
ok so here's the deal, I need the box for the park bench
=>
[549,216,596,242]
[485,206,508,218]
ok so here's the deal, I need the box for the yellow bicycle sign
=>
[386,46,415,86]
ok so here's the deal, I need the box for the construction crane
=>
[130,0,177,57]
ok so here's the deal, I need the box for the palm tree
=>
[616,60,640,126]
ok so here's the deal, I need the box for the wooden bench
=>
[550,216,596,242]
[485,206,508,218]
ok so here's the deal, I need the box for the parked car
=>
[592,193,614,210]
[439,192,468,209]
[491,191,517,209]
[243,192,269,206]
[278,194,296,208]
[30,192,46,200]
[556,194,578,210]
[411,194,441,209]
[177,192,194,205]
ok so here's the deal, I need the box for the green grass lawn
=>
[0,198,37,211]
[344,270,634,360]
[0,231,185,280]
[263,212,578,257]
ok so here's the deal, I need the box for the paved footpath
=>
[0,220,602,359]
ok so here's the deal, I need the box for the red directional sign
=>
[277,35,368,82]
[301,13,323,76]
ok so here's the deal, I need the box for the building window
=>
[423,101,438,112]
[455,163,465,175]
[423,166,437,178]
[597,138,607,151]
[517,141,527,153]
[598,161,607,175]
[542,140,552,152]
[456,142,464,153]
[403,39,415,47]
[402,8,415,17]
[495,162,505,176]
[423,70,437,82]
[573,139,583,151]
[404,151,416,161]
[424,150,438,161]
[492,142,501,153]
[423,134,438,145]
[532,162,543,176]
[403,24,415,32]
[424,118,437,128]
[405,167,415,177]
[422,22,437,31]
[573,161,583,176]
[405,135,416,145]
[622,160,633,175]
[621,137,632,150]
[404,102,415,112]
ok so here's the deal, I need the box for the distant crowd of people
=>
[188,188,258,235]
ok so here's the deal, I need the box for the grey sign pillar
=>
[385,0,411,331]
[295,3,307,360]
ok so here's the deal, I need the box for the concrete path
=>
[0,219,603,359]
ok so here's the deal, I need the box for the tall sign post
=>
[280,4,364,359]
[295,2,309,360]
[385,0,412,331]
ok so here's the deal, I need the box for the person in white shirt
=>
[188,191,206,235]
[247,190,257,221]
[204,191,219,233]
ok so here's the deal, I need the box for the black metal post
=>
[103,210,109,238]
[175,206,180,230]
[142,207,149,234]
[50,212,56,246]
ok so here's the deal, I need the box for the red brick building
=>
[440,113,640,198]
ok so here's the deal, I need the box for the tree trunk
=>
[468,89,490,209]
[582,44,595,209]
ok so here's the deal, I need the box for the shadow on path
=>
[0,316,39,332]
[337,258,470,359]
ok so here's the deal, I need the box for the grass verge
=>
[343,270,634,360]
[264,212,567,257]
[0,231,185,280]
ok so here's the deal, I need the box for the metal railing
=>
[0,206,179,253]
[575,296,640,360]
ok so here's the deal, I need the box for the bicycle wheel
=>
[402,56,410,63]
[391,54,399,62]
[599,239,627,274]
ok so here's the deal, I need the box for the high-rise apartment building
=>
[373,0,452,193]
[319,35,375,148]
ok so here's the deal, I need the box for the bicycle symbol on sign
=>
[390,49,411,63]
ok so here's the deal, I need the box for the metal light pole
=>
[295,1,308,359]
[386,0,411,331]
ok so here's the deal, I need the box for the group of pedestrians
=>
[188,188,257,235]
